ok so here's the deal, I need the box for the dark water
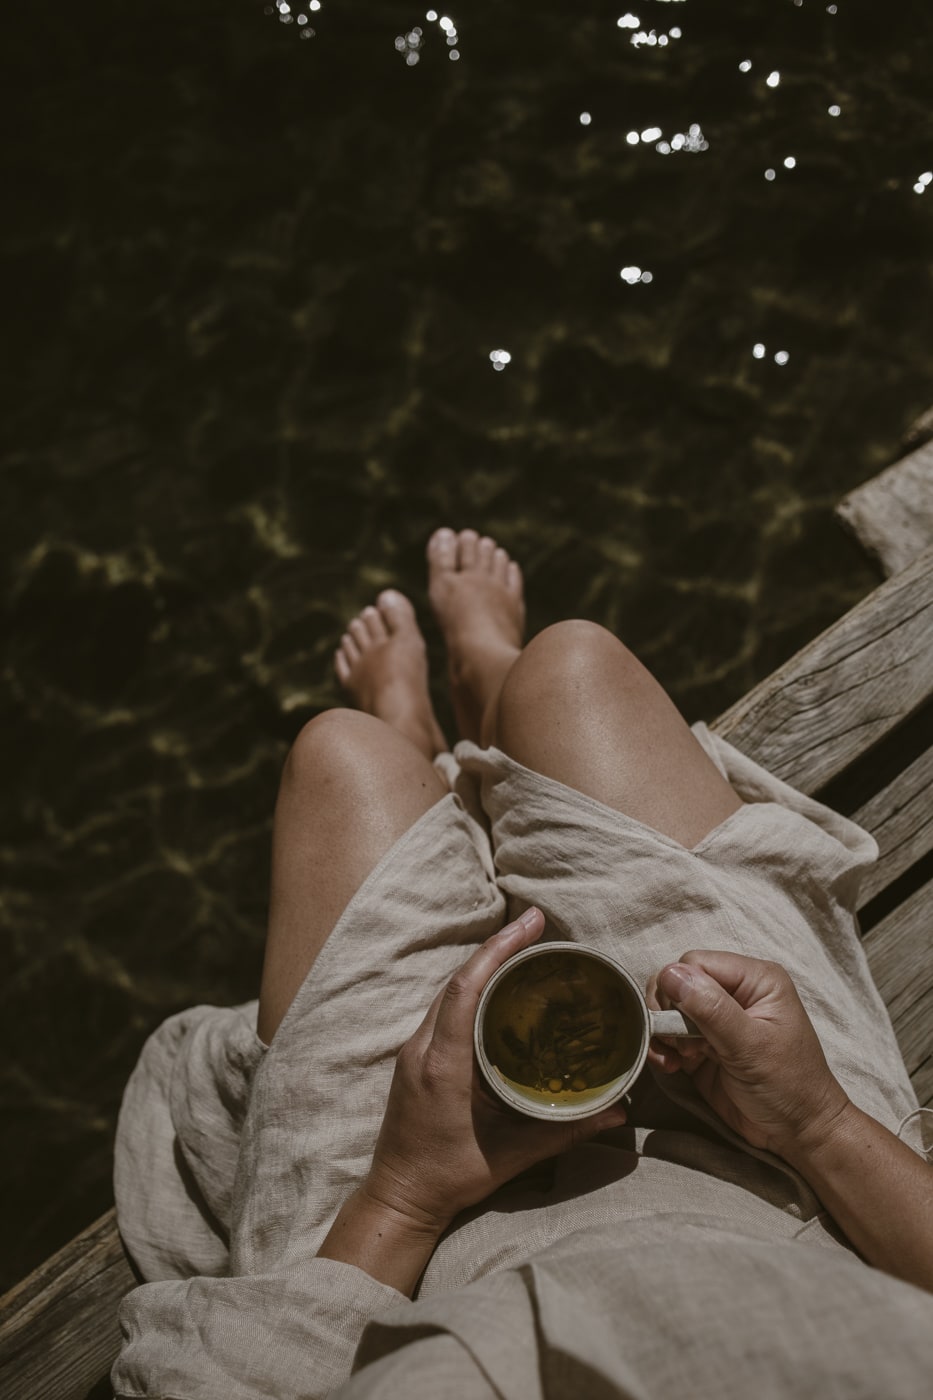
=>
[2,0,932,1289]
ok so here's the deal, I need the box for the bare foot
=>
[335,590,448,760]
[427,528,525,744]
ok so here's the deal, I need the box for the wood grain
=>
[836,440,933,577]
[864,880,933,1035]
[853,748,933,904]
[0,1207,134,1400]
[909,1052,933,1112]
[713,545,933,793]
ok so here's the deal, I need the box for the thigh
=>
[492,621,742,851]
[257,709,448,1044]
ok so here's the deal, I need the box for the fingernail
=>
[659,964,694,1002]
[518,907,541,929]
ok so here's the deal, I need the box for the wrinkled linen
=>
[112,726,931,1399]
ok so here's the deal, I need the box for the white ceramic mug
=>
[474,941,698,1121]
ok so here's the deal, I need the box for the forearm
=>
[317,1185,446,1297]
[786,1102,933,1291]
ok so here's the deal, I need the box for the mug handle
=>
[649,1009,701,1038]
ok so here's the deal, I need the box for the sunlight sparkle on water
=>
[620,266,653,285]
[580,112,592,126]
[489,350,512,371]
[766,71,781,88]
[627,123,707,155]
[630,27,682,48]
[398,14,460,65]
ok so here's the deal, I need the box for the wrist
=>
[317,1184,447,1296]
[781,1095,861,1174]
[358,1177,452,1242]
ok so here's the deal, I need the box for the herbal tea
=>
[482,950,642,1105]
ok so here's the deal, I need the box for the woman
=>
[113,529,933,1399]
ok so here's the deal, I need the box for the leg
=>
[257,710,446,1044]
[427,530,740,850]
[258,589,453,1044]
[491,621,741,849]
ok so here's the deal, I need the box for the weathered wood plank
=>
[835,439,933,577]
[865,885,933,1111]
[0,1207,134,1400]
[903,403,933,452]
[891,989,933,1080]
[852,748,933,904]
[896,403,930,450]
[712,545,933,793]
[863,880,933,1014]
[910,1052,933,1112]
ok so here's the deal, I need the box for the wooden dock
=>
[1,439,931,1400]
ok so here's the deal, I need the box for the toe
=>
[477,535,496,571]
[377,588,417,633]
[427,528,457,572]
[458,529,480,568]
[339,632,360,665]
[362,605,387,643]
[349,617,370,650]
[507,560,523,596]
[334,648,351,687]
[493,546,510,583]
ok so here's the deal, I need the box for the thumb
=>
[657,963,753,1062]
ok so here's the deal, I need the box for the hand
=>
[646,951,850,1164]
[363,907,628,1234]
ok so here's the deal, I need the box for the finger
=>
[647,1043,684,1074]
[519,1098,629,1162]
[573,1100,628,1141]
[427,907,545,1053]
[656,962,758,1063]
[676,950,786,1010]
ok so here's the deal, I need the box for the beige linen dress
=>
[112,727,933,1399]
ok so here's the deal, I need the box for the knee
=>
[283,708,378,792]
[500,620,637,708]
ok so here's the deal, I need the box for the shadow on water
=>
[2,0,933,1286]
